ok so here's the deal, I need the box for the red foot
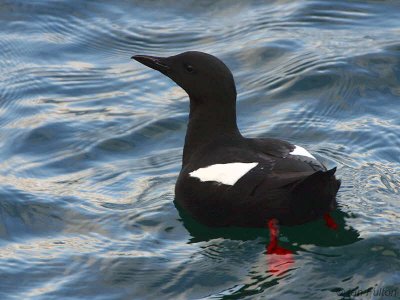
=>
[268,245,293,255]
[266,219,294,275]
[266,219,293,254]
[324,213,338,230]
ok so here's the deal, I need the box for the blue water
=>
[1,1,399,299]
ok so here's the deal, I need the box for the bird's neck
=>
[182,96,241,166]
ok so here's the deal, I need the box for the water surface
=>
[0,1,399,299]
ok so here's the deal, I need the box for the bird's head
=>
[132,51,237,105]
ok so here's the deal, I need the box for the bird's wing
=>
[247,138,295,158]
[248,137,325,172]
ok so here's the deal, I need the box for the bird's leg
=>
[267,219,279,253]
[266,219,292,255]
[323,213,338,230]
[266,218,294,275]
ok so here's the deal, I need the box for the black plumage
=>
[132,51,340,228]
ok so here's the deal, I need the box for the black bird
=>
[132,52,341,251]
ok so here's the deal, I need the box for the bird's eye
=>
[186,65,194,73]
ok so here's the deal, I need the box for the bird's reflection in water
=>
[175,201,360,276]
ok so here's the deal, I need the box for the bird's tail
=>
[290,167,341,223]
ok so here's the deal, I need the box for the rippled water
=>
[1,1,399,299]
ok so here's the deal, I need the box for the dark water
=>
[1,1,399,299]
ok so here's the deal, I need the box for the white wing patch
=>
[291,145,316,159]
[189,162,258,186]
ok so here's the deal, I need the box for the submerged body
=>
[132,51,340,228]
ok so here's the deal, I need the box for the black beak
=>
[131,55,170,72]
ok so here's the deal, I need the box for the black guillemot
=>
[132,51,341,253]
